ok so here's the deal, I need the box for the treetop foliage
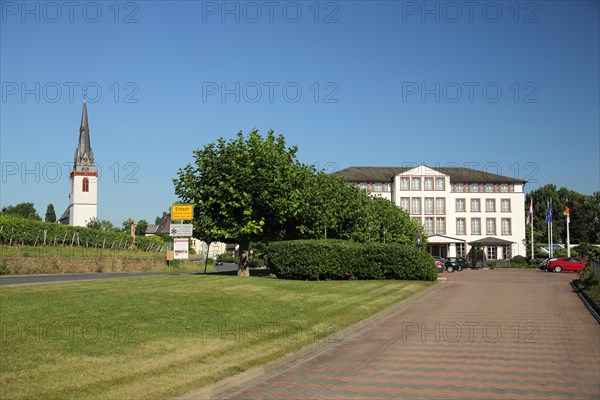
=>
[173,129,422,255]
[525,185,600,245]
[1,203,41,221]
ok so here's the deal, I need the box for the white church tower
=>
[59,96,98,226]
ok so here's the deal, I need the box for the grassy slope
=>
[0,275,434,400]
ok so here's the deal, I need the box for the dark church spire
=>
[74,94,95,171]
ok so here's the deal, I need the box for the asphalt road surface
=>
[0,262,239,286]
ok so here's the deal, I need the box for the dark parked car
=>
[547,257,588,272]
[446,257,468,271]
[433,256,463,273]
[443,257,461,273]
[539,257,554,270]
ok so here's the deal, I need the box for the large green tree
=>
[292,172,368,240]
[135,219,149,236]
[121,218,149,236]
[525,185,600,258]
[87,218,119,232]
[292,173,420,245]
[1,203,41,220]
[45,204,57,223]
[173,130,313,271]
[360,196,421,245]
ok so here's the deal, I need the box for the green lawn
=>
[0,275,434,399]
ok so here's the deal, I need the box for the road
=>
[0,262,239,286]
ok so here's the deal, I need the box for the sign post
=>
[169,224,193,237]
[173,238,189,260]
[171,204,193,220]
[168,204,194,266]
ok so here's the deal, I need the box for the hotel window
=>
[501,183,509,192]
[436,217,446,235]
[503,246,512,259]
[486,199,496,212]
[471,183,479,192]
[456,199,466,212]
[374,182,382,192]
[456,242,466,257]
[456,218,466,235]
[487,246,497,260]
[424,198,434,215]
[424,217,434,235]
[501,218,511,235]
[424,177,434,191]
[400,177,410,190]
[411,198,421,215]
[82,177,89,192]
[412,177,421,191]
[435,178,445,191]
[455,183,464,192]
[486,183,494,192]
[400,197,410,212]
[501,199,510,212]
[435,198,445,215]
[471,199,481,212]
[486,218,496,235]
[471,218,481,235]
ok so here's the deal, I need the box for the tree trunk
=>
[237,240,251,277]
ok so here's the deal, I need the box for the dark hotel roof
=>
[333,166,526,184]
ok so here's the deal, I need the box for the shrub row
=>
[580,262,599,288]
[0,215,166,251]
[267,239,437,281]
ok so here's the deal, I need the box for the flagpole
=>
[566,216,570,257]
[565,202,570,257]
[546,200,552,258]
[550,199,553,258]
[530,217,534,260]
[529,198,534,260]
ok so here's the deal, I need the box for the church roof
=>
[74,98,95,170]
[58,206,70,225]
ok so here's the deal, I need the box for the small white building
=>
[335,165,527,259]
[59,97,98,226]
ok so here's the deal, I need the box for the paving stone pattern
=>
[224,269,600,399]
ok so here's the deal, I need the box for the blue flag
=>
[545,200,553,223]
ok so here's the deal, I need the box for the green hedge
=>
[267,239,437,281]
[580,262,599,288]
[0,215,166,251]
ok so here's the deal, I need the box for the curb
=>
[175,280,448,400]
[571,280,600,324]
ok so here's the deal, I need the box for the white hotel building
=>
[334,165,527,259]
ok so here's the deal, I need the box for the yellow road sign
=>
[171,204,193,220]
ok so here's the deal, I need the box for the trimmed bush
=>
[510,255,528,267]
[248,258,265,268]
[580,262,599,288]
[467,248,486,267]
[268,239,437,281]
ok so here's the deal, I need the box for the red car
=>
[547,257,587,272]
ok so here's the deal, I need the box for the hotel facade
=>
[334,165,527,259]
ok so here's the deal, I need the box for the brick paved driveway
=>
[223,269,600,399]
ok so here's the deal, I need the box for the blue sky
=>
[1,0,599,225]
